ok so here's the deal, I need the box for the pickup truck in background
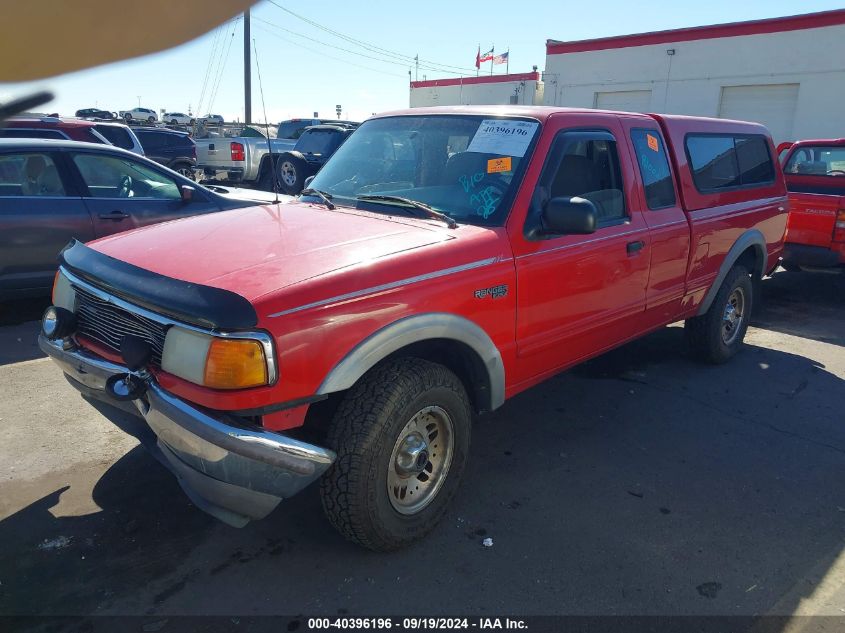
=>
[195,118,357,191]
[39,106,787,551]
[778,139,845,271]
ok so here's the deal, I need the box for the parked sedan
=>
[164,112,194,125]
[200,114,224,125]
[0,139,289,300]
[75,108,115,120]
[133,127,196,178]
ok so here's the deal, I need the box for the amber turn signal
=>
[203,338,268,390]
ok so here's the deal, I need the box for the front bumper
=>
[39,335,335,527]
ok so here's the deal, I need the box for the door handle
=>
[626,240,645,255]
[98,211,129,220]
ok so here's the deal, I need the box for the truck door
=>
[510,116,650,384]
[622,120,691,321]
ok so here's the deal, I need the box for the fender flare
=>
[277,151,305,163]
[697,229,766,316]
[317,313,506,411]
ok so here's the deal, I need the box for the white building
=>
[409,72,544,108]
[543,9,845,143]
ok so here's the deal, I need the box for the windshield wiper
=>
[300,188,336,210]
[356,194,457,229]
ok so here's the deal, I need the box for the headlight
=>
[41,305,77,340]
[52,271,77,311]
[161,327,274,390]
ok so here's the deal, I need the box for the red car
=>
[778,139,845,271]
[39,106,787,550]
[1,116,110,143]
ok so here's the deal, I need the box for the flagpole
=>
[506,47,509,74]
[490,45,494,76]
[476,43,479,77]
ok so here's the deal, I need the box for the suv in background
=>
[91,122,144,156]
[164,112,194,125]
[277,118,356,141]
[0,117,110,143]
[120,107,158,123]
[274,123,357,194]
[133,127,196,178]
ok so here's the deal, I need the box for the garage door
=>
[718,84,799,143]
[594,90,653,113]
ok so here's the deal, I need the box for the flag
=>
[492,51,509,65]
[475,45,481,69]
[478,48,494,64]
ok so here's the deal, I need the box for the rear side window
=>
[94,125,134,150]
[136,131,164,150]
[0,153,66,196]
[630,129,676,209]
[278,121,308,140]
[686,134,774,192]
[0,129,66,139]
[296,130,337,155]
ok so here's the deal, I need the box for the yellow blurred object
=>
[1,0,256,81]
[203,338,268,390]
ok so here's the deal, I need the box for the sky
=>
[1,0,842,124]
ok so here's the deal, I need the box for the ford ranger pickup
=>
[39,106,788,551]
[779,139,845,271]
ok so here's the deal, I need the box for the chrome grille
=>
[74,286,168,365]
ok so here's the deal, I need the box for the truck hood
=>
[89,201,455,302]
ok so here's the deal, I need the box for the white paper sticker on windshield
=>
[467,119,539,157]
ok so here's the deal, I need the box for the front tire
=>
[320,358,472,551]
[685,265,753,364]
[148,116,155,123]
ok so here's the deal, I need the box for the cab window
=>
[546,133,626,226]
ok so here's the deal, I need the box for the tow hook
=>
[104,335,153,402]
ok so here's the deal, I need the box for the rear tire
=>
[170,119,178,125]
[277,155,306,195]
[172,162,195,180]
[320,358,472,551]
[685,265,753,364]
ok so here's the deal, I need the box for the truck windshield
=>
[307,115,540,226]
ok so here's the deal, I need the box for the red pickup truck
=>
[39,106,787,550]
[778,139,845,271]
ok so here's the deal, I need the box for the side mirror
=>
[303,175,316,189]
[180,185,195,203]
[542,196,597,235]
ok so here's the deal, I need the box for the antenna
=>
[252,37,279,204]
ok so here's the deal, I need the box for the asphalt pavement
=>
[0,270,843,623]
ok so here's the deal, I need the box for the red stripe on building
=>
[410,72,541,89]
[546,9,845,55]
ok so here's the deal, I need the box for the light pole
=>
[137,95,141,107]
